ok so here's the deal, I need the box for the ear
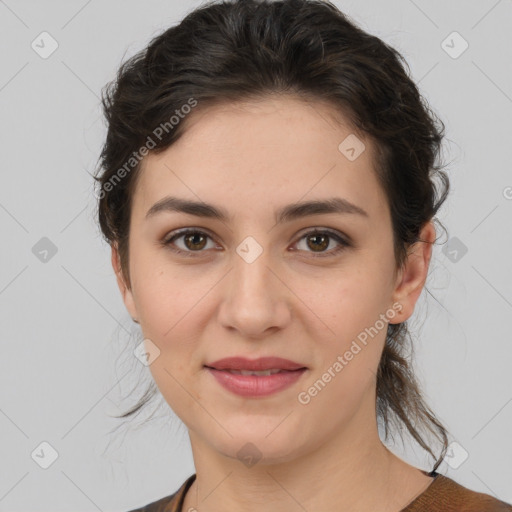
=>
[389,221,435,324]
[111,243,139,323]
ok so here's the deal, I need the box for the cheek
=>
[295,267,389,389]
[133,257,213,337]
[294,266,388,338]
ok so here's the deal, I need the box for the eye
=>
[161,228,351,258]
[162,228,217,257]
[293,228,350,258]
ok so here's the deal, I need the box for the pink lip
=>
[206,367,307,397]
[205,356,306,371]
[204,356,308,397]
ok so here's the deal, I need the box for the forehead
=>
[133,95,387,222]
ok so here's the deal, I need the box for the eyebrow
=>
[145,195,368,224]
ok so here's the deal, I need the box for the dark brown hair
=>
[94,0,450,470]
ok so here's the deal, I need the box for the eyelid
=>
[292,228,351,258]
[162,226,351,257]
[162,227,219,256]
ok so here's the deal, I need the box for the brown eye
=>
[306,233,329,252]
[294,229,350,258]
[163,229,215,256]
[163,227,350,258]
[183,232,208,251]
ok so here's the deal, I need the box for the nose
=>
[216,246,292,339]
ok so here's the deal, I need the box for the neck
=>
[181,403,422,512]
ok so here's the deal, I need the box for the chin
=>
[204,427,308,468]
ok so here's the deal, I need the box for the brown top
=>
[127,471,512,512]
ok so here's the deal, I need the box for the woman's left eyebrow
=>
[145,195,369,224]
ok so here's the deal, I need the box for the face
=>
[112,95,433,465]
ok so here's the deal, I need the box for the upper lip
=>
[205,356,307,371]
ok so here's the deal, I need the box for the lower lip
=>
[205,367,307,397]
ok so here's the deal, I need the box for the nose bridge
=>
[232,234,276,305]
[217,232,290,336]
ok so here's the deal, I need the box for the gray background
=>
[1,0,511,510]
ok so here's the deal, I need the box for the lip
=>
[206,367,307,397]
[205,356,306,371]
[204,357,308,398]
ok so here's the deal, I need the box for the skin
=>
[112,95,437,511]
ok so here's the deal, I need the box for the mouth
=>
[204,367,302,376]
[204,360,308,397]
[204,356,307,372]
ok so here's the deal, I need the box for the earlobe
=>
[390,221,435,323]
[111,243,139,323]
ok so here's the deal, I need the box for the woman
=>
[94,0,512,510]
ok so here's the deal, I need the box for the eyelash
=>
[161,228,351,258]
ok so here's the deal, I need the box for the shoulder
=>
[403,473,512,512]
[126,492,178,512]
[125,474,196,512]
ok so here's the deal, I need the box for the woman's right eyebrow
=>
[145,195,369,224]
